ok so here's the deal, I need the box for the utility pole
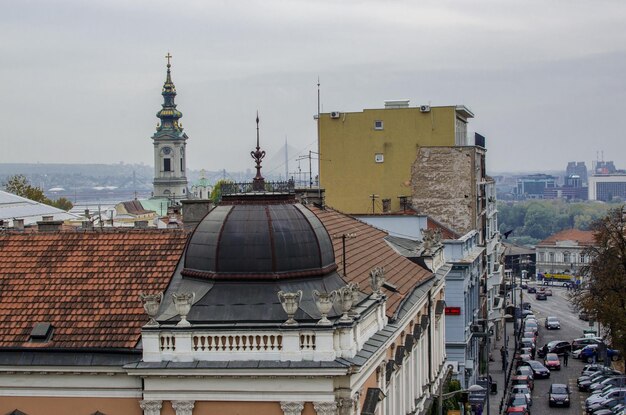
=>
[370,194,379,214]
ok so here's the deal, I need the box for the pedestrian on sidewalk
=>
[500,346,507,371]
[563,350,569,367]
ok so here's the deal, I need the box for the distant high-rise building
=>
[592,160,617,175]
[516,174,556,199]
[566,161,588,186]
[151,54,189,201]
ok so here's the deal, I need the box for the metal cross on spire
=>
[165,52,172,67]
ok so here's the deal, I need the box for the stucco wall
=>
[0,397,142,415]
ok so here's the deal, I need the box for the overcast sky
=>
[2,0,626,175]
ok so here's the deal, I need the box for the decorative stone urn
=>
[139,292,163,327]
[277,290,302,326]
[348,282,360,317]
[338,286,354,323]
[313,289,337,326]
[172,292,195,327]
[369,267,385,299]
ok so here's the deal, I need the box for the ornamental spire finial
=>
[251,112,266,191]
[165,52,172,67]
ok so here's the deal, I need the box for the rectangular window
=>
[375,153,384,163]
[163,158,171,172]
[374,120,384,130]
[180,158,184,171]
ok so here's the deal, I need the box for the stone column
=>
[337,397,357,415]
[313,401,338,415]
[172,400,195,415]
[280,401,304,415]
[139,400,162,415]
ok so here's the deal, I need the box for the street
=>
[520,283,600,415]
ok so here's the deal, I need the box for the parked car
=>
[524,321,539,334]
[516,366,535,382]
[508,393,531,410]
[536,292,547,300]
[545,288,553,296]
[511,385,532,407]
[506,406,530,415]
[521,282,528,289]
[589,376,626,394]
[579,311,590,321]
[545,316,561,330]
[523,331,537,341]
[527,286,537,293]
[512,374,535,391]
[586,397,623,413]
[518,359,551,378]
[579,344,621,363]
[548,383,570,407]
[521,310,534,318]
[538,340,571,357]
[585,387,626,410]
[522,302,531,310]
[592,403,624,415]
[544,353,561,370]
[578,372,622,392]
[520,339,536,355]
[572,337,604,351]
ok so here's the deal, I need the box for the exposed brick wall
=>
[410,147,481,235]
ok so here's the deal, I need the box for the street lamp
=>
[438,384,485,415]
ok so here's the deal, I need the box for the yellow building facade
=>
[319,103,474,214]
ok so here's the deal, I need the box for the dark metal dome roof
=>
[183,196,336,280]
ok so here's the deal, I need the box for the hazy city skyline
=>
[2,0,626,175]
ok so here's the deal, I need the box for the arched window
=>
[549,252,555,263]
[563,252,570,263]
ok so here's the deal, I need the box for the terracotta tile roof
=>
[427,217,460,240]
[537,229,596,247]
[0,230,187,349]
[311,207,433,316]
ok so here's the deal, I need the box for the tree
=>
[3,174,46,202]
[209,179,234,204]
[571,205,626,357]
[3,174,73,211]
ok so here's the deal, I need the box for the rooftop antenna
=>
[316,77,322,202]
[370,194,379,214]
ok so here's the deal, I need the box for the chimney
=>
[13,218,25,231]
[37,219,63,232]
[82,221,94,230]
[180,199,213,231]
[167,217,180,229]
[134,220,148,229]
[84,209,91,219]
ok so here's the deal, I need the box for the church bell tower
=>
[151,53,189,201]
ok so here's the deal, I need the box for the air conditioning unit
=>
[330,111,341,119]
[420,105,431,113]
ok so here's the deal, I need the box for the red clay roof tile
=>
[311,207,433,315]
[0,230,187,349]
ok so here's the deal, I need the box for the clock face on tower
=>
[162,147,172,155]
